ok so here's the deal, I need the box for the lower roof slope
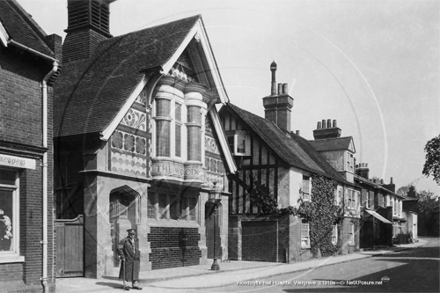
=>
[227,103,349,184]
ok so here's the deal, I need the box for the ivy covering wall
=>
[250,174,342,257]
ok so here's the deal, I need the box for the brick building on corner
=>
[0,0,60,292]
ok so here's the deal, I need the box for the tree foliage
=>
[423,134,440,185]
[400,185,439,236]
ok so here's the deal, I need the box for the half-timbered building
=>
[54,0,236,278]
[219,62,360,263]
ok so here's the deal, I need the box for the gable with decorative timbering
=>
[109,87,150,177]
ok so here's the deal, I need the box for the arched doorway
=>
[109,186,140,267]
[205,202,222,259]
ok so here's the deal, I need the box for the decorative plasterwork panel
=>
[121,108,147,131]
[110,129,148,177]
[111,152,147,177]
[111,130,147,155]
[205,136,220,155]
[135,88,148,106]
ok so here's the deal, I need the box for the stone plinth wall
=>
[148,227,201,270]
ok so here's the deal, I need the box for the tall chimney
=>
[313,118,342,140]
[270,61,277,95]
[263,62,294,133]
[63,0,116,63]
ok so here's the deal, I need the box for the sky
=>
[17,0,440,194]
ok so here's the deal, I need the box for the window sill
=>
[301,246,310,250]
[0,255,25,264]
[147,219,200,228]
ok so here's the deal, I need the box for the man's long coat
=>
[118,236,140,282]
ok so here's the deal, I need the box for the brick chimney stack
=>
[62,0,116,63]
[263,61,294,133]
[356,163,370,179]
[382,177,396,193]
[313,119,341,140]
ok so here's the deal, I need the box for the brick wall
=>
[0,46,55,290]
[148,227,201,270]
[0,48,51,145]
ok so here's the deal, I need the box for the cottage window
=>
[301,220,310,248]
[302,176,311,201]
[227,131,250,156]
[378,194,384,207]
[348,222,355,245]
[331,224,338,245]
[368,191,374,208]
[0,169,20,261]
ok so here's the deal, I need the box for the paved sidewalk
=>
[55,239,428,292]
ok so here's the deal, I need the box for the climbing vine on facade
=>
[250,174,342,257]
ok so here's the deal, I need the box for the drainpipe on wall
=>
[41,61,58,293]
[8,38,59,293]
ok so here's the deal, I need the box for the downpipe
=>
[41,61,58,293]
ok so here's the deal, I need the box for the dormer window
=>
[227,130,250,156]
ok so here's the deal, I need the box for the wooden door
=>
[242,221,278,262]
[205,202,221,259]
[55,215,84,277]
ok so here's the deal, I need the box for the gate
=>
[55,215,84,277]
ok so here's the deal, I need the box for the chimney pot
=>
[322,119,327,129]
[283,83,288,94]
[296,130,300,135]
[333,119,337,128]
[278,83,283,95]
[317,121,322,129]
[271,61,277,95]
[327,119,331,128]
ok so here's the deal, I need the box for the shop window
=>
[169,195,180,220]
[301,220,310,248]
[181,196,197,222]
[158,194,168,219]
[149,193,198,222]
[0,169,19,259]
[147,194,157,219]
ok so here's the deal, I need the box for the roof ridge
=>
[109,14,201,41]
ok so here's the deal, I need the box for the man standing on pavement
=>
[118,229,142,290]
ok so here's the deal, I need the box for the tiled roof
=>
[54,15,201,138]
[0,0,54,57]
[226,103,348,183]
[309,137,353,151]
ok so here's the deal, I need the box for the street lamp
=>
[209,182,221,271]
